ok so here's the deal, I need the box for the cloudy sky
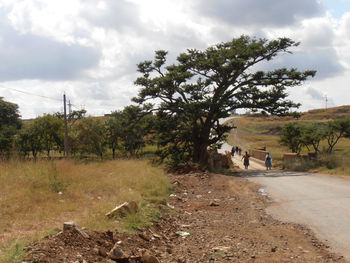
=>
[0,0,349,119]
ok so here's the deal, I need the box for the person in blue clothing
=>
[265,152,272,170]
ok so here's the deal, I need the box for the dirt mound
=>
[24,172,346,262]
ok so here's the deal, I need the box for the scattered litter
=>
[258,188,267,196]
[176,231,191,238]
[212,246,231,252]
[196,195,202,198]
[169,194,176,197]
[184,192,188,195]
[97,196,102,200]
[208,191,211,194]
[180,224,191,228]
[184,211,192,215]
[166,203,175,209]
[58,191,62,195]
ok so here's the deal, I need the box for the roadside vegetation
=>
[0,159,171,262]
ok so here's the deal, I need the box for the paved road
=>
[248,171,350,261]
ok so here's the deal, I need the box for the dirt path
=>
[248,171,350,262]
[24,171,345,262]
[219,142,266,170]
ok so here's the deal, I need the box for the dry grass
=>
[0,159,171,261]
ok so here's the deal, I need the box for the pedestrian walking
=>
[231,146,235,156]
[265,152,272,170]
[242,151,250,169]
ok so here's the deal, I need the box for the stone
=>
[108,244,125,260]
[209,200,220,206]
[105,201,139,218]
[62,222,89,238]
[141,250,160,263]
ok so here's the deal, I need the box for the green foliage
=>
[0,239,27,263]
[16,124,42,159]
[0,98,21,158]
[54,109,86,124]
[279,122,303,153]
[133,35,315,166]
[109,105,154,157]
[32,115,64,157]
[324,118,350,153]
[76,117,107,158]
[300,122,325,153]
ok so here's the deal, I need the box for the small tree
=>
[300,123,325,153]
[279,123,303,153]
[105,117,120,159]
[77,117,107,159]
[324,118,350,153]
[32,115,64,157]
[16,124,42,160]
[110,105,154,156]
[134,36,315,166]
[0,98,21,158]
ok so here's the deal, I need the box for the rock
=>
[105,201,139,218]
[62,222,89,238]
[141,250,160,263]
[108,244,125,260]
[209,200,220,206]
[98,247,108,257]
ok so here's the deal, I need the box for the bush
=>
[282,158,319,171]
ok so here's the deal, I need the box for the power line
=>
[0,86,62,101]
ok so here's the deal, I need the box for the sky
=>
[0,0,349,119]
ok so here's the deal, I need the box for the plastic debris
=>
[258,188,267,196]
[176,231,191,238]
[166,203,175,209]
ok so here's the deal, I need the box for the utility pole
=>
[63,94,69,158]
[325,95,328,111]
[68,100,72,114]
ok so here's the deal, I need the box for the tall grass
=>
[0,159,171,262]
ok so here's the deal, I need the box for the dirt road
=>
[248,171,350,261]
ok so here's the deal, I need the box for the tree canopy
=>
[133,35,316,166]
[0,97,21,157]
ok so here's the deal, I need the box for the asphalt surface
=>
[248,171,350,261]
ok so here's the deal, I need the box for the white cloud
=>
[0,0,349,119]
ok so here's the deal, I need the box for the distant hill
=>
[301,105,350,120]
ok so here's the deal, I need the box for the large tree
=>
[133,36,316,166]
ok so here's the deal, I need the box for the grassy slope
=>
[0,159,171,262]
[226,105,350,172]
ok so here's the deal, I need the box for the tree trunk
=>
[112,148,115,159]
[192,142,209,167]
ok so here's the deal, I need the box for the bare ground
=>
[24,171,346,262]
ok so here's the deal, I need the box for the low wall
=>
[249,149,268,161]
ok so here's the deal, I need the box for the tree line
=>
[0,98,154,160]
[280,119,350,154]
